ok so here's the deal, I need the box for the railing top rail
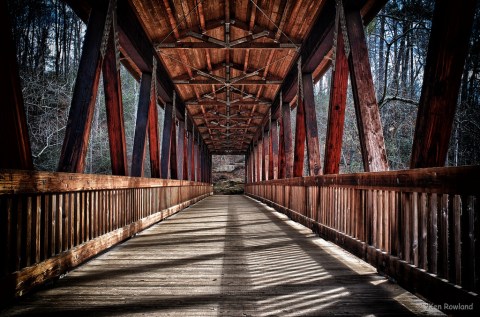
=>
[0,169,212,195]
[247,165,480,195]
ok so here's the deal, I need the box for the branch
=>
[33,126,66,158]
[379,95,418,110]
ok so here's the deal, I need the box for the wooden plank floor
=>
[2,195,443,316]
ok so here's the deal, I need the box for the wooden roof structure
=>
[1,0,479,312]
[67,0,385,155]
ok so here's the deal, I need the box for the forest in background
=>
[7,0,480,176]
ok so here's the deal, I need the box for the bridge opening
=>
[212,155,245,195]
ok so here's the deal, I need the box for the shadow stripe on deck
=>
[2,195,443,316]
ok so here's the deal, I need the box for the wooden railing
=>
[246,166,480,313]
[0,169,212,304]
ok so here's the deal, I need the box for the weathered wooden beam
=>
[345,2,388,172]
[156,42,298,49]
[103,27,128,176]
[186,99,272,106]
[0,0,33,170]
[268,122,274,180]
[410,0,476,168]
[263,131,269,181]
[177,121,186,180]
[131,73,152,177]
[282,101,294,178]
[182,125,189,180]
[293,96,306,177]
[303,73,322,176]
[278,115,286,179]
[58,3,107,173]
[271,121,279,179]
[170,119,178,180]
[148,96,160,178]
[173,79,283,85]
[195,138,200,181]
[251,148,254,183]
[255,142,260,182]
[324,29,349,175]
[161,103,174,179]
[187,132,194,181]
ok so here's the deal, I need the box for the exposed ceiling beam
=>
[173,79,282,85]
[186,100,271,106]
[156,42,299,49]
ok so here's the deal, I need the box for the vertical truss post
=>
[271,121,279,179]
[58,2,109,173]
[344,1,388,172]
[178,120,187,180]
[258,138,263,181]
[170,116,178,180]
[293,92,306,177]
[410,0,476,168]
[195,134,200,181]
[187,128,194,181]
[302,73,322,176]
[103,24,128,176]
[147,94,160,178]
[131,73,152,177]
[161,102,174,178]
[263,129,269,181]
[324,24,348,174]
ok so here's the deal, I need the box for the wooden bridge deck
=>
[2,195,443,316]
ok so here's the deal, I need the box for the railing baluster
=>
[438,194,449,278]
[411,192,418,266]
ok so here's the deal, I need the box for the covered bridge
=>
[1,0,479,315]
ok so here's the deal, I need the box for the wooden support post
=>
[198,142,201,182]
[257,142,260,182]
[203,145,207,182]
[278,116,285,179]
[251,145,255,182]
[282,102,294,178]
[251,146,255,183]
[209,154,213,183]
[103,27,128,176]
[195,137,200,181]
[245,153,249,184]
[187,131,194,181]
[263,131,269,181]
[324,28,349,175]
[161,103,173,178]
[303,73,322,176]
[183,125,189,181]
[178,120,187,180]
[258,139,263,181]
[58,3,108,173]
[131,73,152,177]
[201,146,205,182]
[293,96,306,177]
[147,95,160,178]
[272,121,279,179]
[170,120,178,180]
[0,0,33,169]
[268,121,276,180]
[345,2,389,172]
[410,0,476,168]
[198,142,203,183]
